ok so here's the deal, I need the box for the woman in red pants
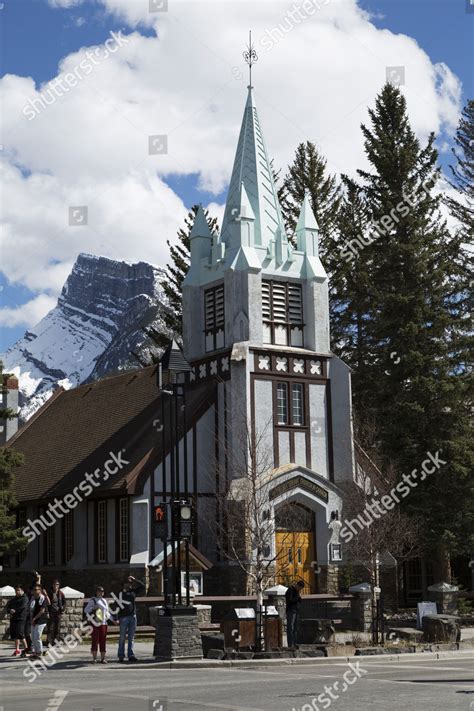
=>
[84,586,111,664]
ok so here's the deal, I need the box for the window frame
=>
[95,500,108,564]
[117,497,130,563]
[275,381,307,428]
[44,521,56,567]
[63,512,74,564]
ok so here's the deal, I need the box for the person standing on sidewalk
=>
[29,584,48,659]
[6,585,29,656]
[116,576,145,663]
[46,580,65,646]
[285,580,305,648]
[85,586,111,664]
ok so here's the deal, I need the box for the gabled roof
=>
[7,365,215,503]
[220,87,286,248]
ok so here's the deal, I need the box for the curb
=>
[136,649,474,669]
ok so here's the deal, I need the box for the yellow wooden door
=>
[275,531,315,593]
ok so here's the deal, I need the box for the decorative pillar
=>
[60,586,85,637]
[153,607,203,661]
[349,582,374,632]
[0,585,16,640]
[428,582,459,615]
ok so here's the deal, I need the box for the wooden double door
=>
[275,504,316,593]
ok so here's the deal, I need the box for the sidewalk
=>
[1,640,473,671]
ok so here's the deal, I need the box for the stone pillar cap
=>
[60,586,85,599]
[427,582,458,592]
[264,584,288,595]
[349,582,371,593]
[0,585,16,597]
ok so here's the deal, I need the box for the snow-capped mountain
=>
[2,253,170,421]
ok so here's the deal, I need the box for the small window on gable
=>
[262,281,303,347]
[204,285,225,352]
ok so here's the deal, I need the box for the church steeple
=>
[220,86,287,249]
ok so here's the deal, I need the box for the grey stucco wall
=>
[309,383,329,478]
[327,356,354,482]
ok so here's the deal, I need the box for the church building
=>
[3,84,357,598]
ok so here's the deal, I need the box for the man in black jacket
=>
[116,576,145,662]
[285,580,305,648]
[6,585,29,656]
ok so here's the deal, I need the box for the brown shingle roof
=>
[7,365,216,503]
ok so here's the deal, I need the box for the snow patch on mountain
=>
[2,253,170,421]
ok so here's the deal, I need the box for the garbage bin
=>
[263,605,282,649]
[220,608,256,649]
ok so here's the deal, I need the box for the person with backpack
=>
[46,579,66,646]
[285,580,305,648]
[84,586,111,664]
[115,575,145,663]
[29,583,48,659]
[6,584,29,656]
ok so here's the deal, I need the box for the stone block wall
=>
[153,613,203,660]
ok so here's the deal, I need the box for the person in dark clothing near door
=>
[116,576,145,662]
[285,580,305,648]
[6,585,29,656]
[46,580,66,646]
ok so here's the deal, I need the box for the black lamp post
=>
[154,341,193,609]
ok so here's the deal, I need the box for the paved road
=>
[0,650,473,710]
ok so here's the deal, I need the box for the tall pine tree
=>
[162,205,218,336]
[281,141,341,261]
[350,84,473,579]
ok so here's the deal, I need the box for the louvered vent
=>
[288,284,303,324]
[262,281,271,321]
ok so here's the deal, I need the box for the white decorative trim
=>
[310,360,322,375]
[221,356,229,372]
[276,357,288,372]
[199,363,207,379]
[210,360,218,376]
[258,355,270,370]
[293,358,304,374]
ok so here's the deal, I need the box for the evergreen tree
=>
[0,447,26,556]
[350,84,473,579]
[0,361,25,557]
[281,141,341,260]
[446,99,474,232]
[161,205,219,336]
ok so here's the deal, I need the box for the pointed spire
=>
[220,87,287,249]
[295,193,319,256]
[190,204,212,239]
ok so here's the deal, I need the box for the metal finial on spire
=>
[243,30,258,88]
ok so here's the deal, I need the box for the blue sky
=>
[1,0,472,351]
